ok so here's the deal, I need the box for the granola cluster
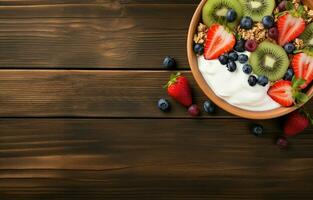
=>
[193,23,208,44]
[237,22,267,43]
[294,38,305,49]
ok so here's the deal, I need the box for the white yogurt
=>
[198,53,281,111]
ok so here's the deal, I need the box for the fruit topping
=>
[202,0,243,29]
[262,15,275,29]
[299,22,313,48]
[248,75,258,86]
[283,43,296,54]
[163,56,176,69]
[284,110,310,137]
[257,75,269,86]
[238,54,249,63]
[249,41,289,81]
[276,136,288,149]
[194,43,204,55]
[226,9,237,22]
[268,27,279,40]
[158,99,171,112]
[203,100,216,113]
[228,51,239,61]
[277,13,305,46]
[283,68,295,81]
[234,38,246,52]
[227,60,237,72]
[204,24,236,60]
[245,39,258,52]
[240,16,254,29]
[277,0,287,12]
[243,64,253,74]
[164,73,192,107]
[291,52,313,89]
[218,54,229,65]
[188,104,201,116]
[251,124,264,136]
[238,0,275,21]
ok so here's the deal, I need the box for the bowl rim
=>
[187,0,313,119]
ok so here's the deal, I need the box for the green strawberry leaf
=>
[292,77,306,89]
[295,92,309,104]
[286,1,294,10]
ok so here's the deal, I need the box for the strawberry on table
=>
[277,13,305,46]
[204,24,235,60]
[284,110,312,137]
[292,52,313,89]
[164,73,192,107]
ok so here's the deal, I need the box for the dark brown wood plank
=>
[0,4,196,69]
[0,119,312,200]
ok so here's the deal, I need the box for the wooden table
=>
[0,0,313,199]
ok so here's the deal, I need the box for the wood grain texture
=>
[0,119,312,200]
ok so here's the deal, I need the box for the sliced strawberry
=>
[277,13,305,46]
[292,53,313,89]
[268,80,294,107]
[204,24,235,60]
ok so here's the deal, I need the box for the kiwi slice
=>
[300,23,313,48]
[249,41,289,81]
[202,0,243,29]
[238,0,275,21]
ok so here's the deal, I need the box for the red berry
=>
[245,40,258,52]
[188,104,200,116]
[278,1,287,12]
[268,27,278,40]
[284,111,309,137]
[276,136,288,149]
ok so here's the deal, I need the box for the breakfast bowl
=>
[187,0,313,119]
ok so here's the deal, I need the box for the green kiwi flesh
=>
[300,23,313,47]
[202,0,243,29]
[249,41,289,81]
[238,0,275,21]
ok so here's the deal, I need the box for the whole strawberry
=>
[164,73,192,107]
[284,110,311,137]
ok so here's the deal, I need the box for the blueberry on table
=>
[203,100,215,114]
[227,61,237,72]
[248,75,258,86]
[283,68,294,81]
[218,54,228,65]
[251,124,264,136]
[238,54,248,64]
[158,98,171,112]
[226,9,237,22]
[240,16,253,30]
[194,43,204,55]
[262,15,275,29]
[257,75,269,86]
[242,64,252,74]
[163,56,176,69]
[234,39,246,52]
[284,43,295,54]
[228,51,238,61]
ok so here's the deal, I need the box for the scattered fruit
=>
[276,136,288,149]
[227,60,237,72]
[194,43,204,55]
[245,39,258,52]
[203,100,216,114]
[268,27,279,40]
[218,54,229,65]
[204,24,236,60]
[238,0,275,21]
[228,51,239,61]
[291,53,313,89]
[240,16,253,29]
[188,104,200,116]
[234,39,246,52]
[158,99,171,112]
[163,56,176,69]
[248,75,258,86]
[251,124,264,136]
[262,15,275,29]
[284,111,310,137]
[243,64,253,74]
[257,75,269,86]
[277,13,305,46]
[226,9,237,22]
[164,73,192,107]
[249,41,289,81]
[283,43,295,54]
[283,68,294,81]
[238,54,248,63]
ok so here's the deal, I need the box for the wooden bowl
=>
[187,0,313,119]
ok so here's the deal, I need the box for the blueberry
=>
[218,54,228,65]
[240,16,253,30]
[163,56,176,69]
[248,75,258,86]
[234,39,246,53]
[284,43,295,54]
[193,43,204,55]
[283,68,294,81]
[262,15,275,29]
[228,51,238,61]
[203,100,215,114]
[257,75,269,86]
[238,54,249,63]
[251,124,264,136]
[158,98,171,112]
[226,9,237,22]
[242,64,252,74]
[227,61,237,72]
